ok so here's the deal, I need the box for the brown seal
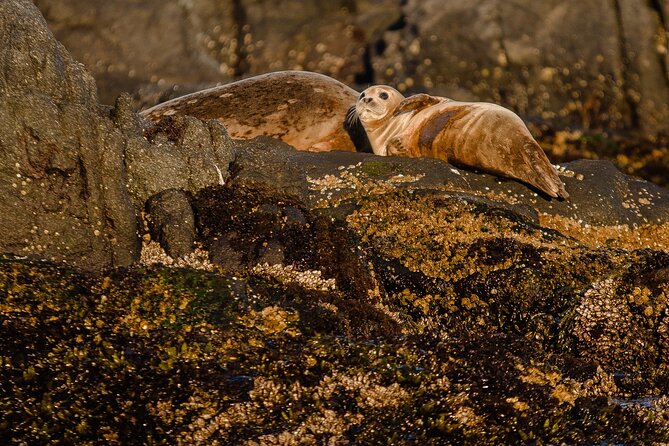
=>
[141,71,370,152]
[353,85,569,199]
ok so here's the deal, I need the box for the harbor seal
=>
[351,85,569,199]
[141,71,371,152]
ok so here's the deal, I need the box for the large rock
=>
[35,0,402,105]
[221,139,669,228]
[33,0,231,105]
[230,0,401,80]
[0,0,236,271]
[145,189,196,259]
[3,257,668,444]
[5,147,669,442]
[0,0,139,270]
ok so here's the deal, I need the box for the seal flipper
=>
[518,142,569,199]
[386,136,412,157]
[394,94,444,116]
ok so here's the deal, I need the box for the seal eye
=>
[379,92,389,100]
[359,92,365,100]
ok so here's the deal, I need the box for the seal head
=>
[353,86,409,156]
[354,86,404,131]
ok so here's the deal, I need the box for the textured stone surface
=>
[3,186,669,443]
[0,0,139,270]
[145,189,195,259]
[225,141,669,228]
[0,1,236,271]
[127,115,235,206]
[33,0,230,105]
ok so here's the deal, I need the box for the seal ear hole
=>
[379,92,389,100]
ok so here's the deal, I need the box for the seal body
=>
[141,71,370,152]
[355,86,569,199]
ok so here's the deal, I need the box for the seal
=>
[351,85,568,198]
[141,71,371,152]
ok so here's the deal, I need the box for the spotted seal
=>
[141,71,371,152]
[351,85,568,199]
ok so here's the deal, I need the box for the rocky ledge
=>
[2,1,669,444]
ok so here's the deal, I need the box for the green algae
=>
[359,160,402,178]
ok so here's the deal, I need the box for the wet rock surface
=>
[3,0,669,444]
[3,193,669,443]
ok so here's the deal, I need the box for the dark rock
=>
[256,239,285,265]
[227,0,402,81]
[34,0,231,105]
[35,0,402,105]
[2,230,669,443]
[0,0,139,270]
[227,139,669,228]
[127,116,236,207]
[283,206,307,225]
[207,234,245,272]
[372,0,669,135]
[145,189,195,259]
[193,184,378,299]
[547,159,669,225]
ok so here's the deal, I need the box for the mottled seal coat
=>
[353,85,569,199]
[141,71,370,152]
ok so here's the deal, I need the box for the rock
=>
[3,187,669,442]
[126,116,236,206]
[229,0,402,81]
[372,0,669,135]
[145,189,195,259]
[207,234,245,272]
[34,0,230,105]
[547,159,669,226]
[0,0,139,270]
[34,0,402,105]
[193,183,378,299]
[225,139,669,228]
[0,0,237,271]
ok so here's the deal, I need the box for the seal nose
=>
[364,97,373,104]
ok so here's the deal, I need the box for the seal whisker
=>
[345,105,359,127]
